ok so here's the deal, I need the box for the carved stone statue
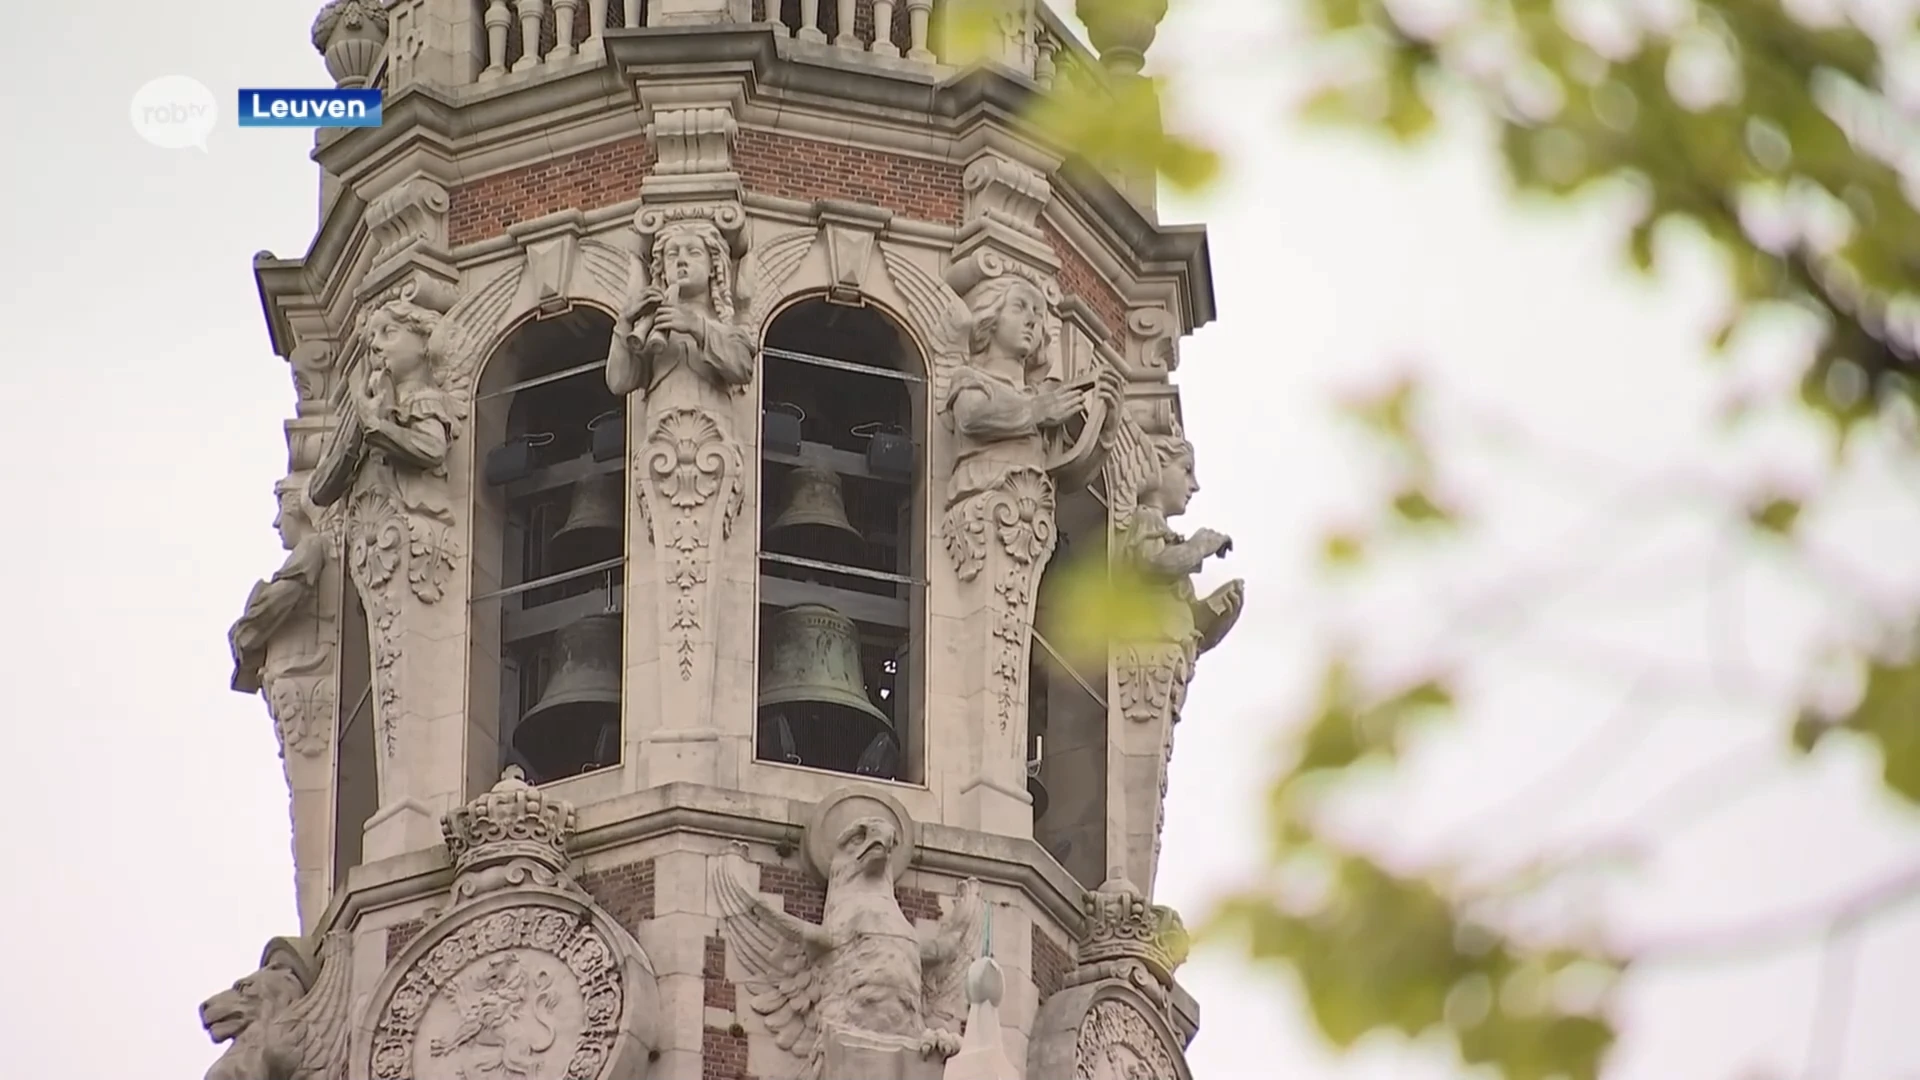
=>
[605,214,756,408]
[710,819,986,1079]
[200,933,353,1080]
[230,479,329,696]
[942,275,1122,539]
[1120,435,1244,688]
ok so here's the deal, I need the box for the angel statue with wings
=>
[605,215,757,413]
[710,823,987,1080]
[942,275,1124,527]
[308,289,465,526]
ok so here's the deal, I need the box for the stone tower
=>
[211,3,1232,1079]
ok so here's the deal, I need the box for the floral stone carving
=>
[710,790,987,1079]
[356,769,660,1080]
[201,932,354,1080]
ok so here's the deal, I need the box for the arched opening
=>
[468,307,627,786]
[756,298,927,782]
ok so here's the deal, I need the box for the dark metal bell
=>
[757,603,891,773]
[1027,756,1049,819]
[514,613,622,780]
[547,471,623,574]
[769,465,863,545]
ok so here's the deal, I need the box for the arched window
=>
[469,307,627,787]
[755,299,926,783]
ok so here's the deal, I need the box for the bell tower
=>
[215,3,1230,1079]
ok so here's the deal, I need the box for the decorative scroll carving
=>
[1122,306,1177,375]
[201,932,353,1080]
[711,791,987,1079]
[287,340,335,410]
[1072,999,1179,1080]
[364,177,449,268]
[359,770,661,1080]
[309,266,518,758]
[962,155,1050,236]
[647,106,738,176]
[639,406,742,680]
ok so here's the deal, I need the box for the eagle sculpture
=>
[710,819,986,1080]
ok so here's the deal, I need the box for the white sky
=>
[3,2,1918,1078]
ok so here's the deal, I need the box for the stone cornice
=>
[257,27,1214,377]
[320,782,1091,937]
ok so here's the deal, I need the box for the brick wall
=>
[1042,220,1128,337]
[446,136,655,246]
[581,858,656,937]
[386,918,425,961]
[735,130,965,227]
[1032,922,1070,1004]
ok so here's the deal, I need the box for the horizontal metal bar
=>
[760,576,910,628]
[473,557,625,603]
[762,440,904,483]
[502,451,625,500]
[503,589,623,646]
[764,346,924,384]
[476,359,611,402]
[759,551,918,586]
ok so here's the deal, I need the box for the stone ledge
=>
[316,781,1091,939]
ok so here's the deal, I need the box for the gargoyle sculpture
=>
[710,822,986,1080]
[200,932,352,1080]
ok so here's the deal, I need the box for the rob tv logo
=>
[237,87,382,129]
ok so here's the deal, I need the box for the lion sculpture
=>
[200,932,352,1080]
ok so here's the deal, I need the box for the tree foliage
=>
[1036,1,1920,1077]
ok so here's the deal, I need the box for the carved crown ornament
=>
[1075,879,1191,992]
[351,768,662,1080]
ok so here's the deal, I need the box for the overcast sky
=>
[3,1,1918,1078]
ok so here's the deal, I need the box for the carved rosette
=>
[636,406,744,681]
[355,770,660,1080]
[1072,999,1180,1080]
[942,465,1058,730]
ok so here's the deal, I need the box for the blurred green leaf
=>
[1043,548,1164,664]
[1833,653,1920,802]
[1321,529,1368,567]
[1391,485,1457,527]
[1746,496,1803,537]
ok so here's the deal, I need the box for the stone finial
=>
[311,0,389,89]
[1077,877,1189,987]
[941,956,1018,1080]
[1078,0,1169,78]
[440,766,578,878]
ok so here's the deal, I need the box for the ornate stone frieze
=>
[1072,998,1181,1080]
[201,932,354,1080]
[711,790,985,1080]
[1027,980,1192,1080]
[354,770,661,1080]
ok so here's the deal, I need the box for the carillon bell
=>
[767,466,864,563]
[547,471,623,574]
[1027,767,1050,820]
[757,603,892,774]
[513,613,622,780]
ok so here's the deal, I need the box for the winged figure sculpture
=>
[710,824,986,1080]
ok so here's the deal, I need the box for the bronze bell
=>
[547,471,623,574]
[757,603,892,773]
[514,613,622,780]
[767,465,863,565]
